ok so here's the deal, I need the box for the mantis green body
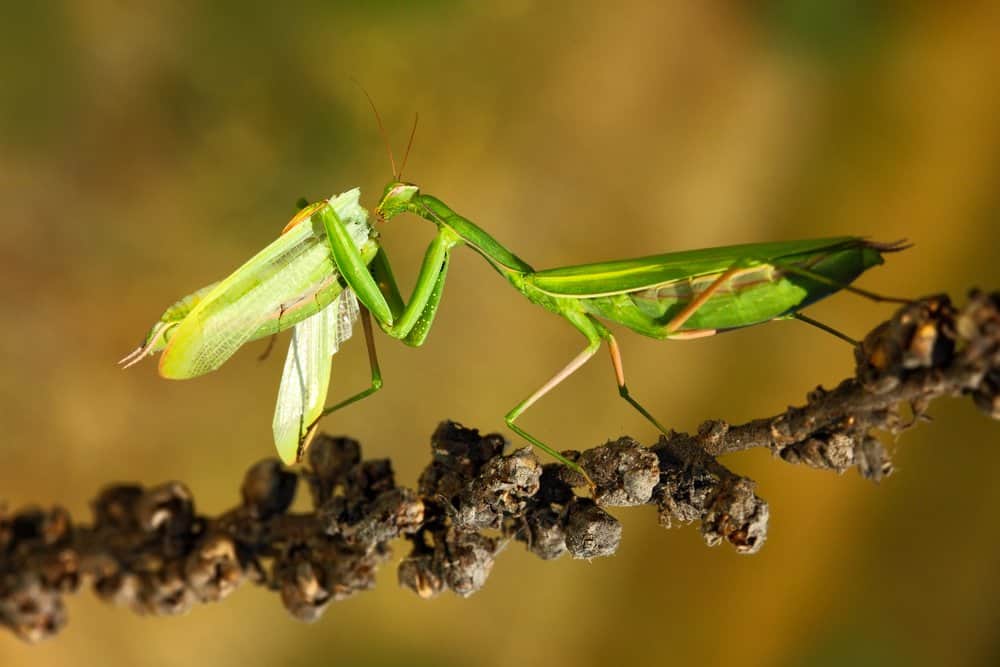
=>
[124,181,903,476]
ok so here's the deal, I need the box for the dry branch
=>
[2,291,998,643]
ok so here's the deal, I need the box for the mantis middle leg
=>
[504,312,605,482]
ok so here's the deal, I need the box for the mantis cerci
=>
[122,129,906,482]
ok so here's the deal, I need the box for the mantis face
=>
[376,182,419,222]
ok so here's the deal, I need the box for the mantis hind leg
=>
[771,255,910,345]
[604,333,671,436]
[772,259,912,306]
[601,266,737,435]
[791,312,858,346]
[664,266,743,334]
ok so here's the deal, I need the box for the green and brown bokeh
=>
[2,2,999,665]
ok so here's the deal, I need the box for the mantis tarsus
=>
[123,147,907,482]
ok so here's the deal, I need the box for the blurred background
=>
[2,1,999,665]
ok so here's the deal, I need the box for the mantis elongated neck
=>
[408,194,534,275]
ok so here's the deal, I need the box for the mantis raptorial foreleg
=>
[369,243,452,346]
[402,250,450,347]
[370,248,405,320]
[604,333,671,435]
[320,203,457,340]
[317,205,394,325]
[306,215,457,439]
[383,229,457,340]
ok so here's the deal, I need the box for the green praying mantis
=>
[122,130,907,481]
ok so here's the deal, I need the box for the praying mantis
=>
[122,133,906,480]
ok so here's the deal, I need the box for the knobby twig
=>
[2,291,998,643]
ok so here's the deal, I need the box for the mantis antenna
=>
[352,81,419,181]
[353,80,399,179]
[397,112,419,181]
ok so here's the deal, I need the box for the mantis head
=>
[376,181,420,222]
